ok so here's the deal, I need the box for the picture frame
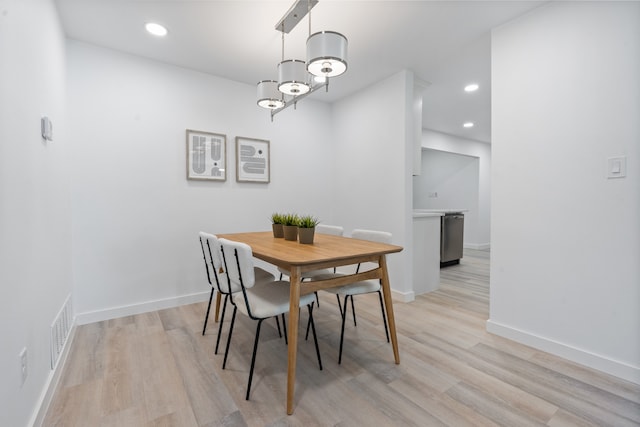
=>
[186,129,226,181]
[236,137,270,183]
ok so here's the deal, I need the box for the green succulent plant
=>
[298,215,320,228]
[270,212,284,224]
[282,213,300,226]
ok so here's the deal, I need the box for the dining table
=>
[217,231,403,415]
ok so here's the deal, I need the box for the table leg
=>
[379,255,400,364]
[214,292,222,322]
[287,267,302,414]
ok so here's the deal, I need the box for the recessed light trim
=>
[145,22,168,37]
[463,122,474,128]
[464,83,479,92]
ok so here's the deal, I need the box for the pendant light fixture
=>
[257,80,285,109]
[277,27,311,96]
[307,31,348,78]
[306,0,347,78]
[257,0,347,120]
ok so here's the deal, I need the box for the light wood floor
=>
[44,249,640,426]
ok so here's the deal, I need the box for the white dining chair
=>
[199,232,279,354]
[323,229,392,364]
[218,237,323,400]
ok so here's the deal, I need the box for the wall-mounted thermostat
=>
[41,116,53,141]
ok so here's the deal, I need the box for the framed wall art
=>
[236,137,270,183]
[186,129,227,181]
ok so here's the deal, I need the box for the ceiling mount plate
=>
[275,0,318,33]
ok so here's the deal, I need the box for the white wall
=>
[490,1,640,383]
[332,70,415,300]
[414,148,481,246]
[0,0,73,425]
[67,41,335,322]
[420,129,491,247]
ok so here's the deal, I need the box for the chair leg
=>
[281,313,288,345]
[215,294,230,355]
[246,319,264,400]
[315,291,320,307]
[336,294,343,317]
[275,315,282,338]
[222,306,237,369]
[338,295,350,364]
[305,302,315,341]
[376,291,390,343]
[350,294,357,326]
[202,287,215,335]
[307,304,322,370]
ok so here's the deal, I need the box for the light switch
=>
[41,116,53,141]
[607,156,626,179]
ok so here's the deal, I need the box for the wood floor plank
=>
[44,249,640,427]
[133,328,192,423]
[59,321,106,388]
[165,326,240,426]
[529,351,640,405]
[468,343,640,426]
[445,381,547,427]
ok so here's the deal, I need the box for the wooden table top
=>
[217,231,403,269]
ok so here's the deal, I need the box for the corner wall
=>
[0,1,73,425]
[490,1,640,383]
[331,70,415,300]
[67,41,335,322]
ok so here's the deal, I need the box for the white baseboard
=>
[391,288,415,303]
[75,291,211,325]
[486,319,640,385]
[30,322,77,427]
[464,242,490,250]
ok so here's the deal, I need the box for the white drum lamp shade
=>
[306,31,348,77]
[278,60,311,96]
[257,80,285,109]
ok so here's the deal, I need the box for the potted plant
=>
[297,215,320,244]
[282,213,300,241]
[271,213,284,238]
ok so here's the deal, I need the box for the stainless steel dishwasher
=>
[440,213,464,267]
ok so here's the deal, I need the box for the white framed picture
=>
[186,129,226,181]
[236,137,270,183]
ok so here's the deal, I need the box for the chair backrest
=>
[351,229,392,244]
[316,224,344,236]
[199,232,231,293]
[351,229,392,274]
[199,232,213,286]
[218,238,256,290]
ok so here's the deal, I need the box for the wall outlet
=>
[19,347,28,386]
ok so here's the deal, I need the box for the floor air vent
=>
[50,294,73,369]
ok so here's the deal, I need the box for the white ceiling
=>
[54,0,544,144]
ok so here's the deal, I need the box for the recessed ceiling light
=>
[145,22,168,37]
[464,83,479,92]
[463,122,474,128]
